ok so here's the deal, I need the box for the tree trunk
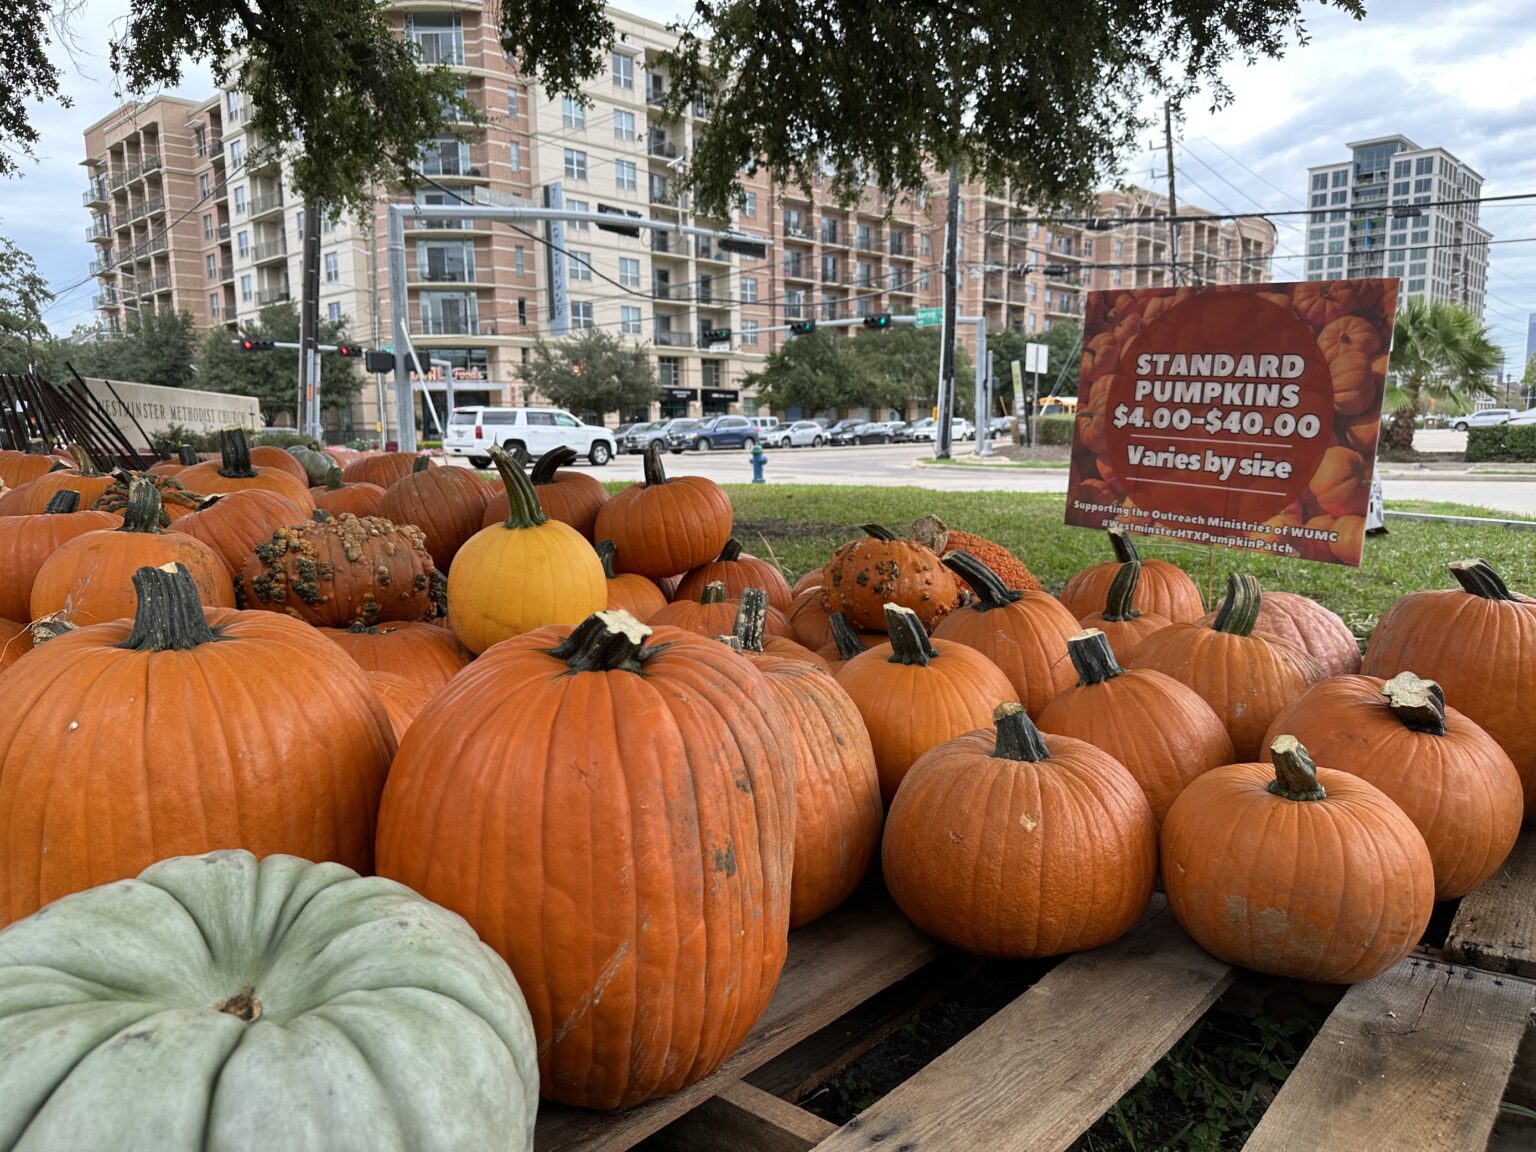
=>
[1383,407,1417,452]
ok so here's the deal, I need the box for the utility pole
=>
[936,166,961,460]
[298,201,322,440]
[1163,99,1180,287]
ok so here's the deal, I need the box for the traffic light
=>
[863,313,892,330]
[788,320,816,336]
[364,350,394,374]
[335,343,365,358]
[701,327,732,345]
[595,203,643,237]
[716,233,767,259]
[239,338,276,352]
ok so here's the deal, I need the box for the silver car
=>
[767,420,826,448]
[1452,409,1514,431]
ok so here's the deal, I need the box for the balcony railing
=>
[783,223,812,240]
[143,195,166,217]
[645,84,667,107]
[409,35,464,67]
[93,290,118,308]
[86,219,111,241]
[416,268,477,283]
[141,153,162,174]
[783,258,809,279]
[649,183,677,206]
[650,232,679,255]
[252,239,288,262]
[82,184,108,206]
[217,223,231,240]
[109,170,128,191]
[652,330,692,347]
[257,287,292,306]
[647,136,678,159]
[855,233,883,253]
[250,192,284,216]
[215,264,235,282]
[418,315,480,335]
[89,254,113,275]
[820,227,843,246]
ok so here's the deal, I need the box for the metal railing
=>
[652,330,692,347]
[252,239,288,261]
[250,192,284,216]
[418,315,480,335]
[86,219,111,241]
[256,287,292,306]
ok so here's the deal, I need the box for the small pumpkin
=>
[1318,314,1383,362]
[595,539,667,624]
[651,580,795,641]
[929,552,1080,716]
[1291,281,1358,327]
[483,447,608,540]
[592,442,733,578]
[0,490,120,622]
[240,513,445,628]
[178,429,315,513]
[0,449,63,490]
[31,477,235,626]
[0,849,538,1150]
[1363,559,1536,819]
[376,456,493,571]
[675,535,794,613]
[1197,588,1360,677]
[91,469,203,524]
[320,620,473,694]
[1161,735,1434,984]
[288,443,337,485]
[837,603,1016,807]
[0,447,115,516]
[905,515,1044,593]
[732,587,832,672]
[1127,574,1327,759]
[447,445,605,655]
[821,524,959,632]
[341,450,421,489]
[174,490,307,577]
[883,703,1156,958]
[1057,526,1204,623]
[367,670,434,742]
[1037,629,1234,829]
[788,584,835,651]
[1261,673,1522,900]
[1329,349,1380,416]
[1308,446,1366,517]
[1075,560,1172,663]
[311,465,385,518]
[249,443,311,483]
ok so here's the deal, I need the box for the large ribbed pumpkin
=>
[0,448,115,516]
[929,552,1080,716]
[1058,526,1204,622]
[30,478,235,626]
[838,603,1016,806]
[342,450,419,490]
[1198,589,1360,678]
[884,703,1156,958]
[0,491,119,622]
[367,670,434,742]
[1075,560,1172,663]
[447,446,605,654]
[1363,559,1536,819]
[248,444,311,483]
[0,849,538,1151]
[1261,673,1522,900]
[311,466,385,518]
[1127,574,1326,759]
[376,610,794,1110]
[320,620,473,693]
[1161,736,1434,983]
[651,580,794,641]
[0,564,395,925]
[0,449,62,490]
[174,489,307,577]
[596,539,667,623]
[593,442,733,579]
[178,429,315,513]
[376,457,492,572]
[675,536,794,613]
[821,524,959,632]
[483,447,607,541]
[1038,629,1235,829]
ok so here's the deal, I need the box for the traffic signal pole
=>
[936,167,961,461]
[299,203,323,441]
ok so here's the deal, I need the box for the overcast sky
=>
[12,0,1536,369]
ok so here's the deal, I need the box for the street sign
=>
[1025,342,1049,375]
[914,307,943,328]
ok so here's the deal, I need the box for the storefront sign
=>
[408,365,488,382]
[666,388,696,401]
[1066,280,1397,567]
[705,389,739,402]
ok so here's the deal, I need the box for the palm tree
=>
[1383,299,1502,452]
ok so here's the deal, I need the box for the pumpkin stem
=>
[116,475,165,535]
[410,455,430,474]
[1381,672,1448,735]
[214,985,263,1022]
[906,514,950,555]
[641,441,671,486]
[595,539,619,579]
[29,614,76,647]
[717,536,743,562]
[532,446,578,484]
[66,444,101,476]
[1101,561,1142,622]
[885,603,937,665]
[119,564,221,652]
[733,587,768,652]
[991,701,1050,762]
[345,622,383,635]
[942,551,1021,611]
[861,523,898,541]
[1267,736,1327,802]
[216,428,258,479]
[827,611,868,661]
[549,609,655,674]
[1210,573,1261,637]
[43,490,81,514]
[1449,559,1516,601]
[717,634,743,652]
[489,444,548,529]
[699,581,727,605]
[323,466,345,491]
[177,445,199,466]
[1067,628,1124,685]
[1107,523,1142,564]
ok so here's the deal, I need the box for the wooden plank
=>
[810,903,1233,1152]
[1244,958,1536,1152]
[1445,835,1536,978]
[640,1083,837,1152]
[534,888,943,1152]
[746,953,983,1101]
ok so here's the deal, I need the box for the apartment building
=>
[1303,136,1489,318]
[1085,187,1276,293]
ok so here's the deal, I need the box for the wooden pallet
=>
[535,834,1536,1152]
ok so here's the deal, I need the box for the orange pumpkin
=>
[1261,673,1522,900]
[0,491,120,622]
[178,429,315,513]
[837,603,1016,807]
[1291,281,1358,327]
[650,581,794,640]
[592,443,732,579]
[883,702,1156,958]
[0,448,115,516]
[675,536,794,613]
[1330,515,1365,563]
[311,466,385,518]
[91,470,202,523]
[366,670,433,743]
[1058,526,1204,623]
[0,449,64,490]
[1309,446,1366,517]
[788,584,835,650]
[1328,349,1380,417]
[1197,588,1360,677]
[319,620,472,694]
[1318,315,1382,362]
[341,451,420,489]
[596,539,668,623]
[482,447,607,541]
[1075,561,1172,663]
[248,444,311,483]
[174,490,307,577]
[375,457,493,571]
[0,619,33,673]
[1161,736,1434,984]
[790,569,822,596]
[731,588,832,672]
[817,611,876,676]
[821,524,959,632]
[906,516,1044,593]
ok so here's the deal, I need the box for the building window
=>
[200,174,211,197]
[206,254,217,277]
[406,11,463,64]
[620,305,642,334]
[1415,157,1433,175]
[323,212,336,234]
[615,160,637,191]
[611,53,633,89]
[613,110,635,141]
[233,187,246,214]
[571,301,594,329]
[1414,177,1431,193]
[741,276,758,303]
[561,98,586,129]
[507,89,519,118]
[569,250,593,281]
[741,319,758,345]
[229,140,243,169]
[508,142,521,172]
[1332,169,1348,187]
[659,358,679,388]
[237,230,249,257]
[324,252,339,283]
[295,209,305,238]
[1311,173,1328,191]
[744,191,757,219]
[515,246,526,275]
[208,293,219,316]
[239,274,252,302]
[564,149,587,181]
[702,360,721,390]
[226,90,239,116]
[328,302,342,322]
[566,198,588,229]
[785,289,805,319]
[619,257,640,288]
[517,297,527,326]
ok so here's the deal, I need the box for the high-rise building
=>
[1303,136,1489,318]
[1085,187,1275,293]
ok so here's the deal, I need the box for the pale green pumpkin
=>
[0,850,538,1151]
[288,445,336,486]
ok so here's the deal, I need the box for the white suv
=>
[445,406,617,468]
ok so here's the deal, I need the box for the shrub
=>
[1036,415,1074,446]
[251,430,315,449]
[1465,424,1536,463]
[148,425,220,455]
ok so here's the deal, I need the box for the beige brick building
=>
[1087,187,1276,293]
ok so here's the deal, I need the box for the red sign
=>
[1066,280,1397,567]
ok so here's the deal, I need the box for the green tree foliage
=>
[0,1,66,177]
[846,327,972,412]
[13,311,200,389]
[744,328,972,416]
[987,322,1084,404]
[518,329,659,420]
[0,235,52,370]
[198,303,362,423]
[1384,299,1502,452]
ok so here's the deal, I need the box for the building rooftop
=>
[1345,134,1420,152]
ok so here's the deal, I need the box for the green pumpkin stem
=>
[67,444,101,476]
[885,603,937,665]
[942,550,1021,611]
[1267,736,1327,802]
[119,564,220,652]
[699,581,727,605]
[642,441,670,486]
[991,701,1050,762]
[827,611,867,661]
[733,588,768,652]
[1067,628,1124,686]
[216,428,258,479]
[718,536,743,562]
[323,466,344,491]
[595,539,619,579]
[1211,573,1261,637]
[550,610,654,674]
[489,444,548,529]
[176,445,199,466]
[1101,561,1142,622]
[1108,523,1142,564]
[1381,672,1448,736]
[1449,559,1516,601]
[861,523,898,541]
[117,475,165,534]
[43,490,81,514]
[532,446,577,484]
[411,456,431,474]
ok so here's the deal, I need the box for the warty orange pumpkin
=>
[906,515,1044,593]
[1057,525,1204,622]
[592,442,732,578]
[821,524,959,632]
[0,491,120,622]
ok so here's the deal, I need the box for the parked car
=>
[1503,407,1536,426]
[766,420,826,448]
[898,418,932,442]
[985,416,1015,439]
[1452,409,1515,431]
[825,419,866,445]
[907,417,974,443]
[844,422,894,445]
[748,416,780,434]
[667,415,761,452]
[444,405,617,468]
[872,420,908,440]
